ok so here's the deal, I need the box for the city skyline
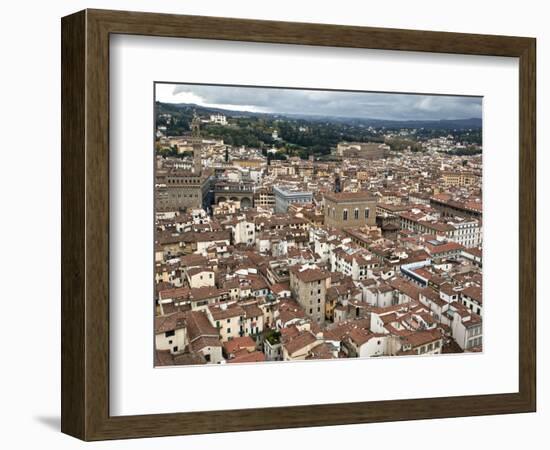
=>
[154,84,483,367]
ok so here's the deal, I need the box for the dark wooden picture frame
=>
[61,9,536,441]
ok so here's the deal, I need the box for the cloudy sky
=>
[155,83,482,121]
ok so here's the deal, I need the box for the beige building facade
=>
[324,192,377,229]
[289,265,331,325]
[441,171,479,188]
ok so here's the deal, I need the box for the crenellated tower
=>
[191,111,202,175]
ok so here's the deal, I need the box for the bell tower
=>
[191,111,202,175]
[334,168,342,193]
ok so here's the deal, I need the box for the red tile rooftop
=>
[401,329,443,348]
[227,351,266,364]
[154,311,187,334]
[462,285,483,304]
[283,330,318,355]
[223,336,256,355]
[289,266,330,283]
[425,241,465,253]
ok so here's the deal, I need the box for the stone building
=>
[336,141,390,159]
[155,113,212,210]
[324,192,377,229]
[273,185,313,213]
[441,171,479,188]
[253,187,275,209]
[289,265,331,325]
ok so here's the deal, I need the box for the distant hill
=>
[355,117,482,129]
[156,101,482,130]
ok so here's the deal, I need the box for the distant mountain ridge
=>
[156,101,482,129]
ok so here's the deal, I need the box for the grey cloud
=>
[170,84,482,121]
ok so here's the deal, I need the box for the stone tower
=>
[191,112,202,175]
[334,168,342,193]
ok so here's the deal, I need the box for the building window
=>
[227,328,231,333]
[354,208,359,220]
[343,209,348,221]
[165,330,175,338]
[365,208,370,219]
[173,346,178,352]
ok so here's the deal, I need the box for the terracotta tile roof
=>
[463,313,482,327]
[223,336,256,355]
[158,286,191,301]
[307,342,337,359]
[208,303,245,321]
[271,282,291,293]
[180,254,209,267]
[323,318,371,341]
[173,352,207,365]
[190,286,228,300]
[190,335,222,351]
[401,329,443,348]
[241,303,263,319]
[289,266,330,283]
[283,330,318,356]
[187,267,214,277]
[155,349,175,366]
[388,277,421,300]
[425,241,465,254]
[280,324,301,342]
[154,311,186,334]
[185,310,219,340]
[420,287,447,308]
[348,328,376,346]
[462,285,483,304]
[227,351,266,364]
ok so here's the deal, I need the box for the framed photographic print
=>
[61,9,536,441]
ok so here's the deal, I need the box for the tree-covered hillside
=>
[155,102,482,159]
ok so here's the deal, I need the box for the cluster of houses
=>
[154,118,483,366]
[155,202,482,366]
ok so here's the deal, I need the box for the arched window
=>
[354,208,359,220]
[343,209,348,221]
[364,208,370,219]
